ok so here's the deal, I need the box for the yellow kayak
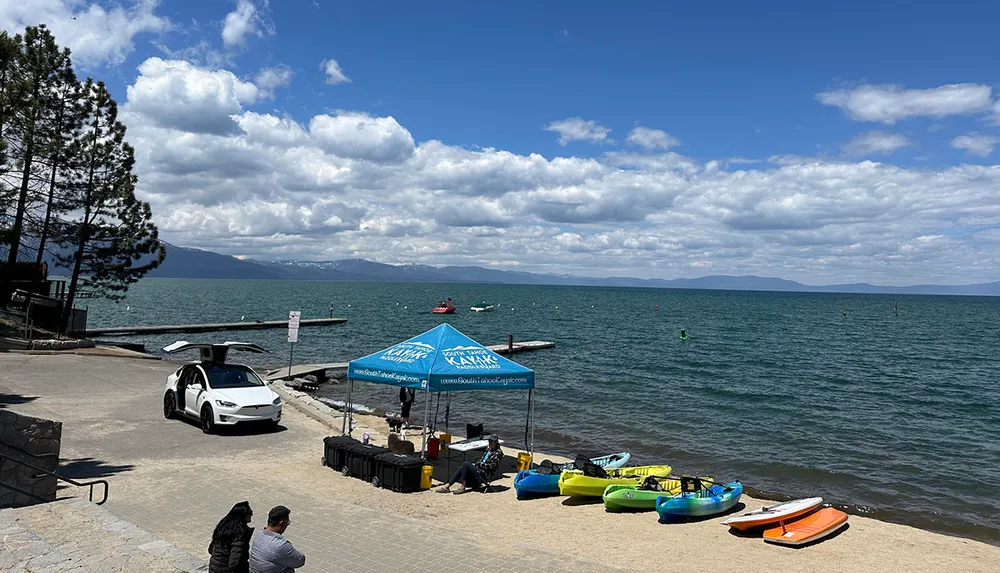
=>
[558,465,673,498]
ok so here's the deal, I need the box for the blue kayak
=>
[514,452,631,499]
[655,481,743,521]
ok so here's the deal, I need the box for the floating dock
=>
[85,317,347,337]
[485,340,555,354]
[265,340,555,381]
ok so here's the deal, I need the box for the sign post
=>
[287,311,301,378]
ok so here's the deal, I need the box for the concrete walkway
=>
[0,354,617,573]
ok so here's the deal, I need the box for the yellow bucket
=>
[440,433,452,451]
[516,452,532,471]
[421,465,433,490]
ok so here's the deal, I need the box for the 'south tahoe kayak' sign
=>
[441,345,501,370]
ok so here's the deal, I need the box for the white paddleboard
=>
[722,497,824,530]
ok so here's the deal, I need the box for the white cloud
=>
[951,133,999,157]
[626,126,680,150]
[309,112,414,163]
[125,58,258,135]
[544,117,611,145]
[844,131,911,155]
[115,57,1000,284]
[222,0,271,50]
[817,83,993,124]
[321,58,351,84]
[254,64,293,98]
[0,0,171,67]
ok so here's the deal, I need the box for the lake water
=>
[85,278,1000,544]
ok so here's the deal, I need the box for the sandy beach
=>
[1,352,996,572]
[303,390,997,573]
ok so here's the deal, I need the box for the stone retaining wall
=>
[0,411,61,508]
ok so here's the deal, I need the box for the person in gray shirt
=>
[249,506,305,573]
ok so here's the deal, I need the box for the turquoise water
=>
[86,279,1000,543]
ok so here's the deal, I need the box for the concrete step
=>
[0,498,206,572]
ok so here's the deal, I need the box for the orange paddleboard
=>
[763,507,848,546]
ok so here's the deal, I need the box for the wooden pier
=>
[264,362,349,382]
[85,317,347,337]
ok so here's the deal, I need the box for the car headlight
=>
[272,396,282,405]
[215,400,238,408]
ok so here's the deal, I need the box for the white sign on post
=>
[288,310,300,343]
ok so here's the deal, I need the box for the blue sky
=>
[5,1,1000,284]
[145,0,1000,166]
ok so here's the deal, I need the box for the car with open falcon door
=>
[162,341,281,434]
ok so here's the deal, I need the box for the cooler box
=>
[322,435,360,471]
[344,442,389,481]
[373,452,425,493]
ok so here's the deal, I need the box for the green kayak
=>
[603,476,712,511]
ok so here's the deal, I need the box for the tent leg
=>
[419,387,432,458]
[529,388,535,458]
[342,379,349,435]
[347,379,354,437]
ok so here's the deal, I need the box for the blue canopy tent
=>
[346,323,536,457]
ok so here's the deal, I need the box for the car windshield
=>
[205,364,265,389]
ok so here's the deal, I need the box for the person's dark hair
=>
[267,505,291,527]
[212,501,252,542]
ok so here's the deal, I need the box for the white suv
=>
[162,341,282,434]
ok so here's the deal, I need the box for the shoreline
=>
[277,381,999,548]
[3,351,998,572]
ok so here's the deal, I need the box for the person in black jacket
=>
[209,501,254,573]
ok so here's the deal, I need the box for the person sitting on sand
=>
[436,434,504,494]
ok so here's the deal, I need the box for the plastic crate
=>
[322,435,360,471]
[373,452,425,493]
[343,442,389,481]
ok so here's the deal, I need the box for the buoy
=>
[655,304,659,311]
[680,329,687,340]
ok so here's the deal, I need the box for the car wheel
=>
[163,392,176,419]
[321,456,327,466]
[341,465,350,477]
[201,404,215,434]
[371,476,381,488]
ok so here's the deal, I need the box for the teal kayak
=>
[655,481,743,521]
[514,452,631,499]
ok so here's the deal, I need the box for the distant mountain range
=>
[132,243,1000,296]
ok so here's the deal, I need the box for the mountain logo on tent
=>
[443,345,481,352]
[409,342,435,351]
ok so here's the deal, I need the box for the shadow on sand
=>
[0,392,37,409]
[58,457,135,480]
[727,521,851,548]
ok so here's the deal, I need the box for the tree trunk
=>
[61,111,100,334]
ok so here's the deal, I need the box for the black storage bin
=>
[323,435,360,471]
[373,452,425,493]
[344,442,389,481]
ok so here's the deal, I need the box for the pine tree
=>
[0,31,23,250]
[0,25,68,304]
[57,80,164,331]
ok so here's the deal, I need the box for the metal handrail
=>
[0,453,109,505]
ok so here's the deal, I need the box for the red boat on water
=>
[432,298,456,314]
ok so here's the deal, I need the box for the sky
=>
[4,0,1000,285]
